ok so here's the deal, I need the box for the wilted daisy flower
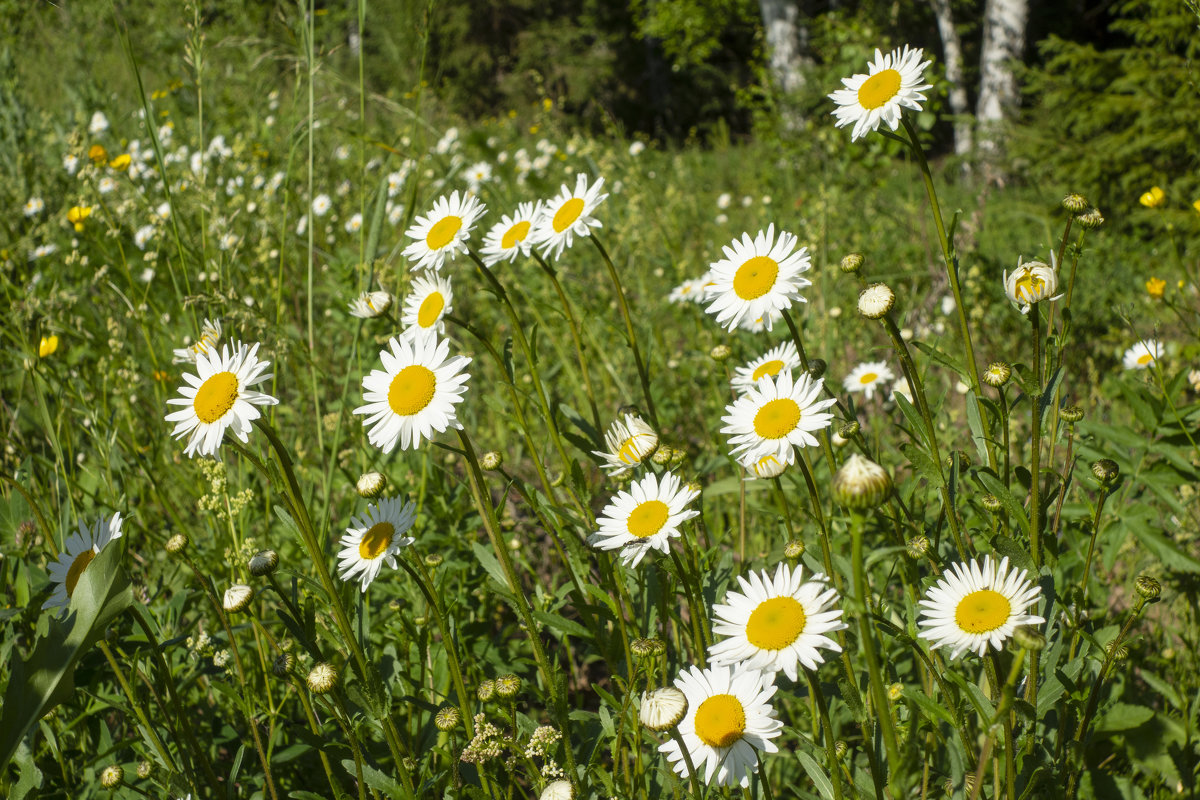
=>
[667,277,708,305]
[165,341,279,457]
[659,664,783,788]
[402,191,486,271]
[917,555,1044,659]
[1004,254,1061,314]
[480,201,541,265]
[1123,339,1162,370]
[829,45,932,141]
[722,370,836,466]
[593,413,658,475]
[740,452,788,480]
[23,197,44,217]
[589,471,699,568]
[639,687,687,731]
[354,334,471,453]
[704,225,811,332]
[530,173,607,259]
[400,273,454,342]
[172,318,222,364]
[708,563,846,682]
[348,290,393,319]
[43,512,124,616]
[843,360,895,400]
[311,194,331,217]
[731,342,802,395]
[337,496,417,591]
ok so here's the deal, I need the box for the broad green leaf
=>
[894,393,929,448]
[965,392,990,464]
[1134,526,1200,573]
[990,534,1036,576]
[1093,702,1154,734]
[531,607,590,640]
[344,759,408,799]
[900,442,945,488]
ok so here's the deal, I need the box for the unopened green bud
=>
[307,662,338,694]
[631,637,666,658]
[840,253,864,274]
[165,533,189,555]
[435,706,460,731]
[477,679,496,702]
[834,741,848,759]
[651,445,674,466]
[838,420,860,438]
[1062,193,1089,213]
[983,362,1011,387]
[906,535,929,559]
[136,761,151,779]
[1077,208,1105,229]
[1060,405,1084,423]
[784,539,806,559]
[273,653,295,678]
[1011,626,1046,652]
[356,471,387,498]
[832,454,893,510]
[100,765,124,789]
[480,451,503,471]
[858,283,895,319]
[496,674,522,698]
[1091,459,1120,486]
[982,494,1002,513]
[424,553,444,568]
[248,549,278,577]
[1135,574,1161,601]
[710,344,732,362]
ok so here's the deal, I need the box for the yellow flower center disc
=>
[752,359,785,381]
[858,69,902,110]
[617,434,649,465]
[1015,270,1045,299]
[1137,353,1153,365]
[426,216,463,250]
[626,499,670,538]
[193,371,240,424]
[417,292,446,329]
[501,220,532,249]
[733,256,779,300]
[753,397,801,439]
[859,372,878,385]
[359,521,396,559]
[388,365,437,416]
[694,694,746,748]
[746,596,807,650]
[954,589,1012,633]
[552,198,585,233]
[65,549,96,598]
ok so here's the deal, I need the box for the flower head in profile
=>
[668,277,708,305]
[917,555,1044,659]
[1122,339,1162,371]
[172,319,223,364]
[722,370,836,466]
[593,413,658,475]
[530,174,607,259]
[44,512,124,616]
[589,470,699,568]
[165,341,278,457]
[704,225,811,332]
[481,201,542,265]
[402,191,486,271]
[1003,254,1061,313]
[337,497,417,591]
[829,45,932,141]
[843,360,895,400]
[730,342,802,395]
[348,290,394,319]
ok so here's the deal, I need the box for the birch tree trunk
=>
[758,0,810,95]
[976,0,1030,165]
[929,0,972,157]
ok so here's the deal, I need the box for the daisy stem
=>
[289,677,343,797]
[1078,483,1112,606]
[998,388,1011,488]
[1029,304,1044,569]
[533,252,603,432]
[804,669,844,800]
[668,727,706,800]
[781,308,840,472]
[588,234,659,427]
[95,640,178,779]
[669,549,711,658]
[771,477,798,542]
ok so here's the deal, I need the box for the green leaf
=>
[894,394,929,447]
[470,542,515,596]
[990,534,1036,576]
[1093,702,1154,734]
[0,537,133,766]
[531,607,590,640]
[900,442,945,488]
[227,744,246,800]
[912,340,968,379]
[344,759,408,799]
[10,742,43,800]
[975,470,1030,534]
[902,686,955,726]
[797,751,836,800]
[965,392,991,465]
[1134,526,1200,573]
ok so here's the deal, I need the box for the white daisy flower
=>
[480,201,541,266]
[721,370,837,466]
[703,225,811,332]
[348,290,393,319]
[917,555,1044,659]
[1122,339,1162,371]
[658,664,783,788]
[592,413,658,475]
[667,277,708,305]
[708,563,846,682]
[828,45,932,142]
[737,309,784,334]
[344,213,363,234]
[730,342,802,395]
[639,687,688,731]
[353,334,471,453]
[172,318,222,364]
[465,160,493,192]
[63,153,80,175]
[740,452,788,480]
[24,197,44,217]
[589,470,699,568]
[843,360,895,400]
[98,176,117,195]
[402,190,486,271]
[134,225,156,250]
[530,173,608,259]
[89,110,110,134]
[164,341,279,458]
[400,273,453,341]
[337,497,417,591]
[43,512,124,616]
[1004,254,1062,314]
[32,244,58,260]
[312,194,332,216]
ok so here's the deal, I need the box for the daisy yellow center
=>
[733,256,779,300]
[752,359,785,381]
[426,216,463,250]
[501,220,531,249]
[552,198,585,233]
[859,372,878,385]
[193,371,239,424]
[617,435,648,464]
[694,694,746,748]
[1015,271,1045,298]
[358,521,395,560]
[65,549,96,598]
[858,69,902,110]
[626,499,669,538]
[1137,353,1153,365]
[746,596,808,650]
[753,398,801,439]
[388,365,437,416]
[954,589,1011,633]
[417,292,445,328]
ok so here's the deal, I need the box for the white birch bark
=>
[758,0,809,94]
[976,0,1030,158]
[929,0,972,156]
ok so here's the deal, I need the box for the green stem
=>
[1079,486,1111,605]
[1030,304,1044,569]
[96,641,178,778]
[533,252,603,432]
[805,669,844,800]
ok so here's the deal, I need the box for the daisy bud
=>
[496,674,521,698]
[906,535,929,559]
[784,539,806,559]
[982,494,1002,513]
[223,584,254,613]
[480,451,503,471]
[1105,641,1129,661]
[388,598,405,611]
[435,706,461,731]
[1077,208,1105,229]
[945,451,971,470]
[807,358,827,379]
[887,682,903,701]
[100,765,124,789]
[1062,193,1088,213]
[356,471,387,498]
[425,553,444,568]
[1011,626,1046,652]
[307,662,338,694]
[834,741,849,759]
[838,420,860,438]
[709,344,732,362]
[1004,257,1060,313]
[832,454,893,510]
[746,453,788,479]
[638,686,688,731]
[858,283,895,319]
[840,252,864,274]
[477,679,496,702]
[348,290,393,319]
[1060,405,1084,423]
[136,761,152,779]
[982,362,1012,387]
[1134,574,1161,601]
[248,549,279,577]
[540,781,574,800]
[272,653,295,678]
[630,637,666,658]
[651,445,674,466]
[165,532,189,555]
[1091,459,1120,486]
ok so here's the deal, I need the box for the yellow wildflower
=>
[88,144,108,164]
[1193,199,1200,215]
[39,335,59,358]
[1145,277,1166,299]
[66,206,93,232]
[109,154,132,171]
[1139,186,1165,208]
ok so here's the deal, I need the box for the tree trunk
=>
[976,0,1030,165]
[758,0,810,95]
[928,0,972,157]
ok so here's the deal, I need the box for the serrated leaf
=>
[901,442,945,488]
[990,534,1036,576]
[1093,702,1154,734]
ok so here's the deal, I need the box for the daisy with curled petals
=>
[480,201,541,265]
[530,173,607,259]
[829,45,932,142]
[402,190,486,271]
[172,318,222,364]
[589,470,699,568]
[708,563,846,682]
[917,555,1044,659]
[337,497,417,591]
[593,413,658,475]
[353,334,471,453]
[843,360,895,400]
[722,370,836,467]
[659,664,783,788]
[165,341,278,458]
[1123,339,1162,371]
[730,341,801,395]
[703,225,811,332]
[400,273,453,342]
[44,512,124,616]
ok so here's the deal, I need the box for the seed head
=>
[356,471,387,498]
[248,549,279,577]
[100,765,124,789]
[307,662,338,694]
[858,283,895,319]
[832,454,893,510]
[840,253,864,274]
[222,584,254,613]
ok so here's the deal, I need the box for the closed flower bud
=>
[832,454,893,510]
[223,584,254,613]
[480,451,503,471]
[435,706,461,730]
[136,761,152,779]
[744,453,787,479]
[356,471,387,498]
[887,683,903,701]
[477,679,496,702]
[1011,626,1046,652]
[807,358,827,379]
[709,344,732,362]
[100,765,124,789]
[307,662,338,694]
[840,253,864,273]
[906,535,929,559]
[1004,256,1061,313]
[630,637,666,658]
[1077,208,1105,229]
[540,781,574,800]
[1091,459,1120,486]
[1062,193,1088,213]
[983,362,1011,387]
[982,494,1002,513]
[1105,641,1129,661]
[496,674,521,698]
[424,553,444,568]
[273,653,295,678]
[348,290,393,319]
[651,445,675,466]
[639,687,688,731]
[165,533,189,554]
[784,539,806,558]
[838,420,860,438]
[858,283,895,319]
[248,549,278,577]
[834,741,848,759]
[1060,405,1084,423]
[1135,574,1161,601]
